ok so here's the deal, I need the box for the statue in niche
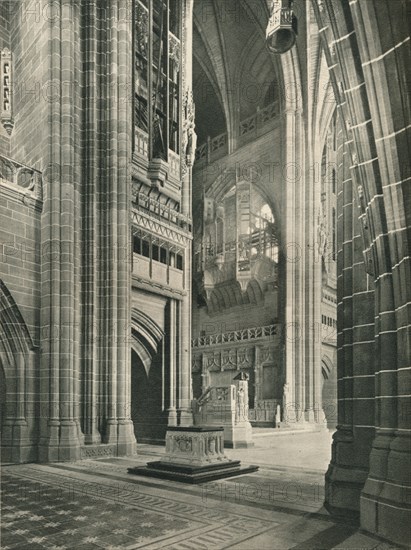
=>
[317,207,329,260]
[152,111,166,161]
[182,91,197,168]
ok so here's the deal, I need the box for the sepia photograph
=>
[0,0,409,548]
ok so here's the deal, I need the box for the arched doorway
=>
[131,348,167,443]
[0,280,36,463]
[130,309,166,444]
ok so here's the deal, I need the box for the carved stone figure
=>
[208,437,216,455]
[236,386,248,421]
[317,207,329,259]
[182,90,197,168]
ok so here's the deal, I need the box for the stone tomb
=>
[128,426,258,483]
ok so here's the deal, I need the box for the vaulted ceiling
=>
[193,0,281,145]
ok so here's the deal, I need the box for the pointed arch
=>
[131,308,164,376]
[131,308,163,356]
[0,279,34,360]
[321,354,334,380]
[0,280,35,462]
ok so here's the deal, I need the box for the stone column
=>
[314,0,377,520]
[304,12,323,424]
[102,0,136,455]
[168,299,177,426]
[325,152,375,519]
[254,346,261,415]
[178,0,194,426]
[181,0,194,219]
[81,0,101,446]
[351,3,411,544]
[279,52,305,424]
[38,0,82,462]
[178,247,193,425]
[201,353,209,392]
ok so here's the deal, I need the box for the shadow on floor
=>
[289,523,358,550]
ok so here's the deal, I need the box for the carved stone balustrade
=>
[0,154,42,208]
[192,324,277,348]
[194,101,279,166]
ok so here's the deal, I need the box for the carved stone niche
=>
[1,48,14,135]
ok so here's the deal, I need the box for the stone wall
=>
[311,1,410,545]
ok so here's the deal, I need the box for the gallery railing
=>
[132,189,190,230]
[195,100,279,165]
[192,324,277,348]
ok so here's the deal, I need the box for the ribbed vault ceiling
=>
[193,0,280,144]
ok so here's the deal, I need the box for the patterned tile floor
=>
[1,461,277,549]
[0,434,403,549]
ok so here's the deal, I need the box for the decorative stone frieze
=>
[163,428,226,465]
[0,155,42,205]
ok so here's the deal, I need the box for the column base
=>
[178,409,193,426]
[79,426,137,460]
[57,421,82,461]
[0,421,38,463]
[168,408,178,426]
[1,442,38,464]
[103,419,118,444]
[103,420,137,457]
[83,431,102,445]
[360,431,411,547]
[117,420,137,456]
[324,427,368,519]
[38,421,81,462]
[324,461,366,521]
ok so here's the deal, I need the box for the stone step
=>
[128,462,259,484]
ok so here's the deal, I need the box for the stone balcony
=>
[192,324,278,348]
[0,154,42,210]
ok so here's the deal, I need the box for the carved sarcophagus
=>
[128,426,258,483]
[163,427,227,466]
